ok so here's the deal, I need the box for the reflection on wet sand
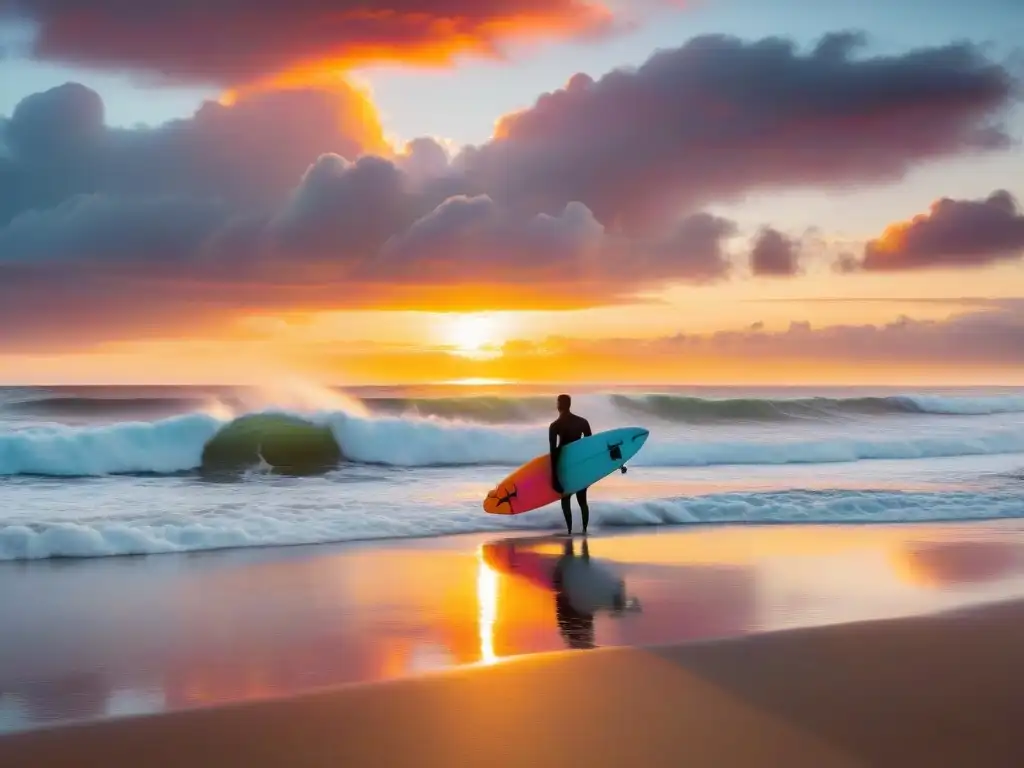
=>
[476,548,498,665]
[6,522,1024,735]
[890,540,1024,588]
[481,536,640,651]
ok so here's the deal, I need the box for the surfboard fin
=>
[620,465,628,474]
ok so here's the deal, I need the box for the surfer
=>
[549,394,593,535]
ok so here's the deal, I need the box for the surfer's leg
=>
[577,488,589,533]
[560,494,573,534]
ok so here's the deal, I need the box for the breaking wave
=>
[5,389,1024,425]
[2,406,1024,477]
[200,413,342,473]
[608,393,1024,421]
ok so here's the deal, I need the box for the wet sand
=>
[2,598,1023,767]
[3,520,1024,760]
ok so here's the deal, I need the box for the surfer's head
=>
[557,394,571,413]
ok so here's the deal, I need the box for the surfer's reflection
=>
[482,536,640,651]
[553,538,599,648]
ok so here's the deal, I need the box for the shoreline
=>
[4,519,1024,741]
[6,508,1024,565]
[2,598,1023,767]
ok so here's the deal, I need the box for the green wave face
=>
[609,394,918,422]
[200,413,343,474]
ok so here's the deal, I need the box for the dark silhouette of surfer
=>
[552,538,597,649]
[481,536,641,653]
[549,394,592,535]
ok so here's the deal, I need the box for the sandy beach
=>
[2,520,1024,765]
[1,597,1023,767]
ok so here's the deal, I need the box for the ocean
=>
[2,383,1023,561]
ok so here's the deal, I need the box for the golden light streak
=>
[476,547,499,665]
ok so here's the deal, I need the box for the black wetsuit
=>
[549,411,593,533]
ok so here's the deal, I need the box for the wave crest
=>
[1,405,1024,478]
[611,393,1024,422]
[7,390,1024,425]
[0,414,221,476]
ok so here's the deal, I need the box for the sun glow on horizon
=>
[442,377,514,386]
[439,313,508,359]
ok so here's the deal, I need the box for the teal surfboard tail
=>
[558,426,650,495]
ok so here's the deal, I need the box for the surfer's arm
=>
[548,423,564,492]
[582,419,592,437]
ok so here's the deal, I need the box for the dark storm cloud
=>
[857,189,1024,271]
[749,227,802,277]
[0,0,616,85]
[459,32,1018,229]
[646,212,739,283]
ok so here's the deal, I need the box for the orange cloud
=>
[868,221,913,256]
[854,190,1024,271]
[15,0,618,86]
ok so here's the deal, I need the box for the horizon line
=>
[2,381,1023,390]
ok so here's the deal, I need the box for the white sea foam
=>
[0,414,222,476]
[1,405,1023,477]
[895,394,1024,415]
[1,489,1021,561]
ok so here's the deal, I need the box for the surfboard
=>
[482,426,649,515]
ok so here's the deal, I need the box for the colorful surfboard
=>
[482,426,649,515]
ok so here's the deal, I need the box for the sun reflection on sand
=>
[477,547,499,665]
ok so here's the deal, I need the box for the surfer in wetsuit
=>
[549,394,593,535]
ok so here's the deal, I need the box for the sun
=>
[440,313,505,359]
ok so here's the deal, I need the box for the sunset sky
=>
[1,0,1023,385]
